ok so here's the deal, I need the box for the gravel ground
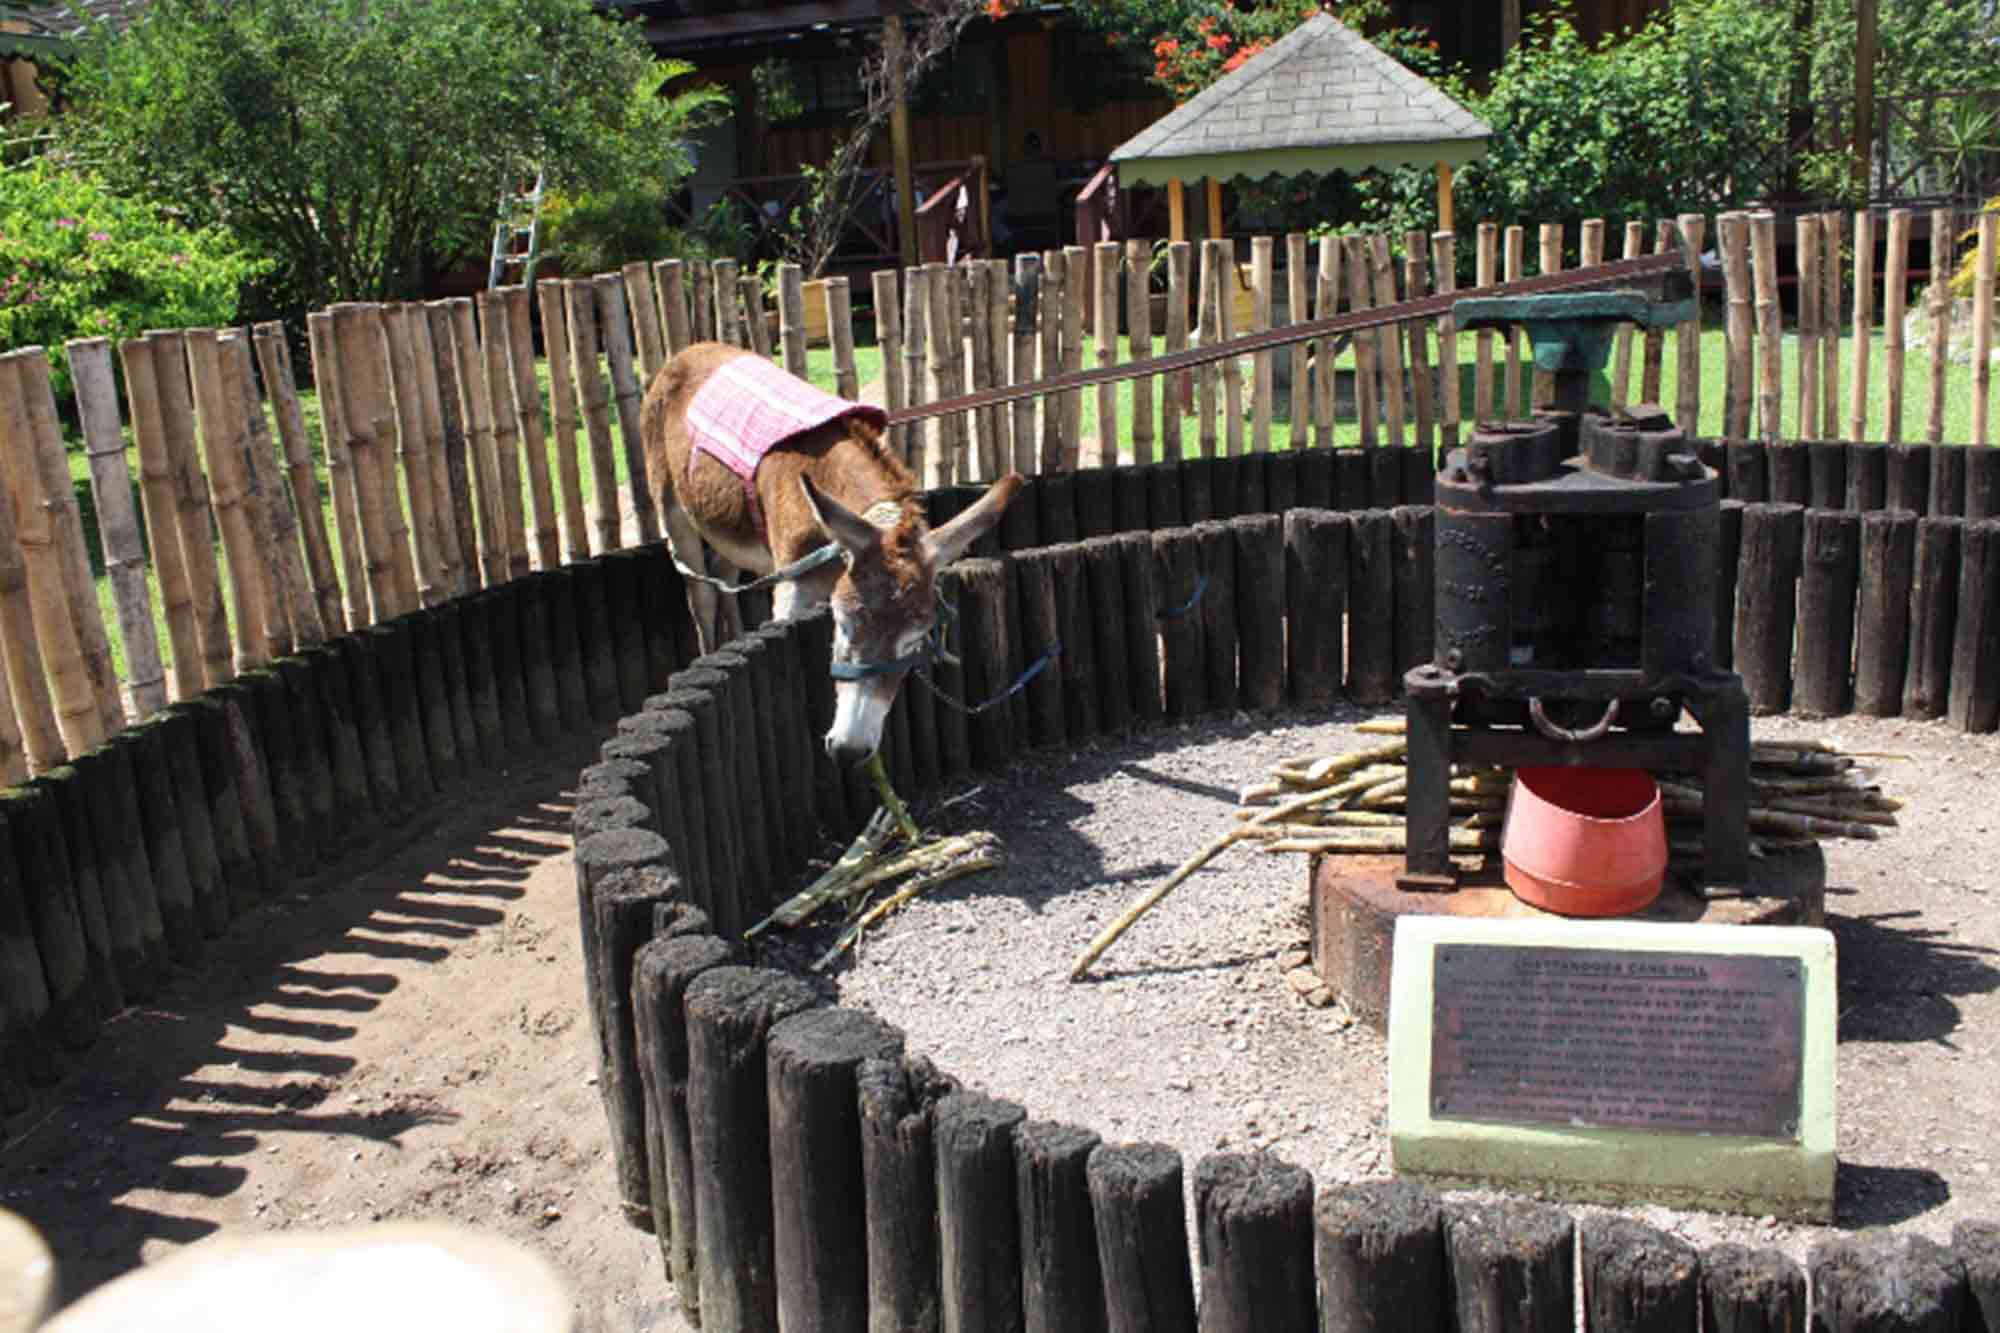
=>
[780,705,2000,1262]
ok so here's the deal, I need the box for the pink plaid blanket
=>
[684,355,888,534]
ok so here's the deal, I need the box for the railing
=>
[1747,88,2000,211]
[670,160,987,269]
[915,156,989,266]
[1073,162,1119,326]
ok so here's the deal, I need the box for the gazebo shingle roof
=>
[1111,12,1489,185]
[3,0,145,56]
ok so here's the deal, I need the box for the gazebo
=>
[1110,11,1490,240]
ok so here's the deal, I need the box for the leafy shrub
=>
[0,159,261,400]
[1455,0,1789,238]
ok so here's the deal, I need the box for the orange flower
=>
[1222,48,1253,70]
[1206,32,1230,49]
[1155,36,1179,54]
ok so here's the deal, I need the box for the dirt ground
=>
[5,706,1998,1328]
[0,735,690,1333]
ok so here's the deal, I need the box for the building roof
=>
[2,0,146,57]
[1111,12,1489,186]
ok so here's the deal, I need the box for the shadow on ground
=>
[1829,902,2000,1046]
[0,737,601,1306]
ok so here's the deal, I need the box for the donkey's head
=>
[804,472,1022,765]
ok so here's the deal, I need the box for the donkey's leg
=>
[711,558,747,640]
[662,501,722,654]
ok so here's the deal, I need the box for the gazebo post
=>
[1169,179,1187,243]
[1205,178,1224,240]
[1436,162,1455,234]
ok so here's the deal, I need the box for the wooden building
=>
[632,0,1677,266]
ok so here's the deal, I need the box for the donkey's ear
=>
[799,474,881,556]
[924,473,1023,568]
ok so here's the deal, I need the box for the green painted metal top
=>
[1452,291,1696,373]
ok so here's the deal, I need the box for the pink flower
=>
[171,253,188,265]
[54,218,78,228]
[89,231,110,243]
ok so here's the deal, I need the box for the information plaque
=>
[1429,943,1805,1140]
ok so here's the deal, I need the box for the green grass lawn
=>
[61,320,1995,688]
[1051,325,1993,462]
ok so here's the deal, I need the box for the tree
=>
[773,0,992,280]
[56,0,729,315]
[1457,0,1791,230]
[1066,0,1427,103]
[1797,0,2000,202]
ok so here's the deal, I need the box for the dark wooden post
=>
[1152,529,1206,719]
[1727,440,1768,502]
[686,966,821,1333]
[1847,442,1886,511]
[576,833,676,1230]
[935,1091,1028,1333]
[1699,1244,1805,1333]
[1580,1215,1699,1333]
[859,1054,955,1333]
[1887,443,1930,514]
[1949,518,2000,732]
[768,1007,906,1333]
[1932,443,1967,516]
[1084,538,1132,736]
[964,552,1032,764]
[1807,441,1845,509]
[1796,509,1861,717]
[1810,1234,1963,1333]
[633,931,735,1311]
[1087,1142,1195,1333]
[1050,545,1101,741]
[1715,500,1744,672]
[1904,516,1962,719]
[1285,510,1348,708]
[1232,515,1285,711]
[1347,510,1398,704]
[1117,533,1162,723]
[1392,504,1435,681]
[1734,503,1805,714]
[0,787,96,1049]
[1855,510,1917,715]
[1015,551,1066,749]
[1016,1121,1106,1333]
[1335,449,1372,511]
[1316,1179,1446,1333]
[1954,1221,2000,1333]
[1195,522,1238,709]
[1443,1199,1574,1333]
[1192,1153,1315,1333]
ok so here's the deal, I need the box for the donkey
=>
[641,341,1021,764]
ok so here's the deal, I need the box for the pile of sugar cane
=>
[1234,717,1901,861]
[1068,719,1898,982]
[752,755,1002,972]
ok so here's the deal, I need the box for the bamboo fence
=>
[0,205,1994,774]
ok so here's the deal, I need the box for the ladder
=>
[487,166,546,290]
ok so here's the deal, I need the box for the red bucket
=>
[1500,767,1667,917]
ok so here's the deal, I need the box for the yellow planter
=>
[801,278,831,347]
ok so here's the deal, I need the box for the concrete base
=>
[1311,846,1827,1032]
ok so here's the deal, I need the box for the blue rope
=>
[671,541,844,595]
[917,641,1061,716]
[1158,573,1208,621]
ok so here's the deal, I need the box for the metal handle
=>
[1528,696,1619,744]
